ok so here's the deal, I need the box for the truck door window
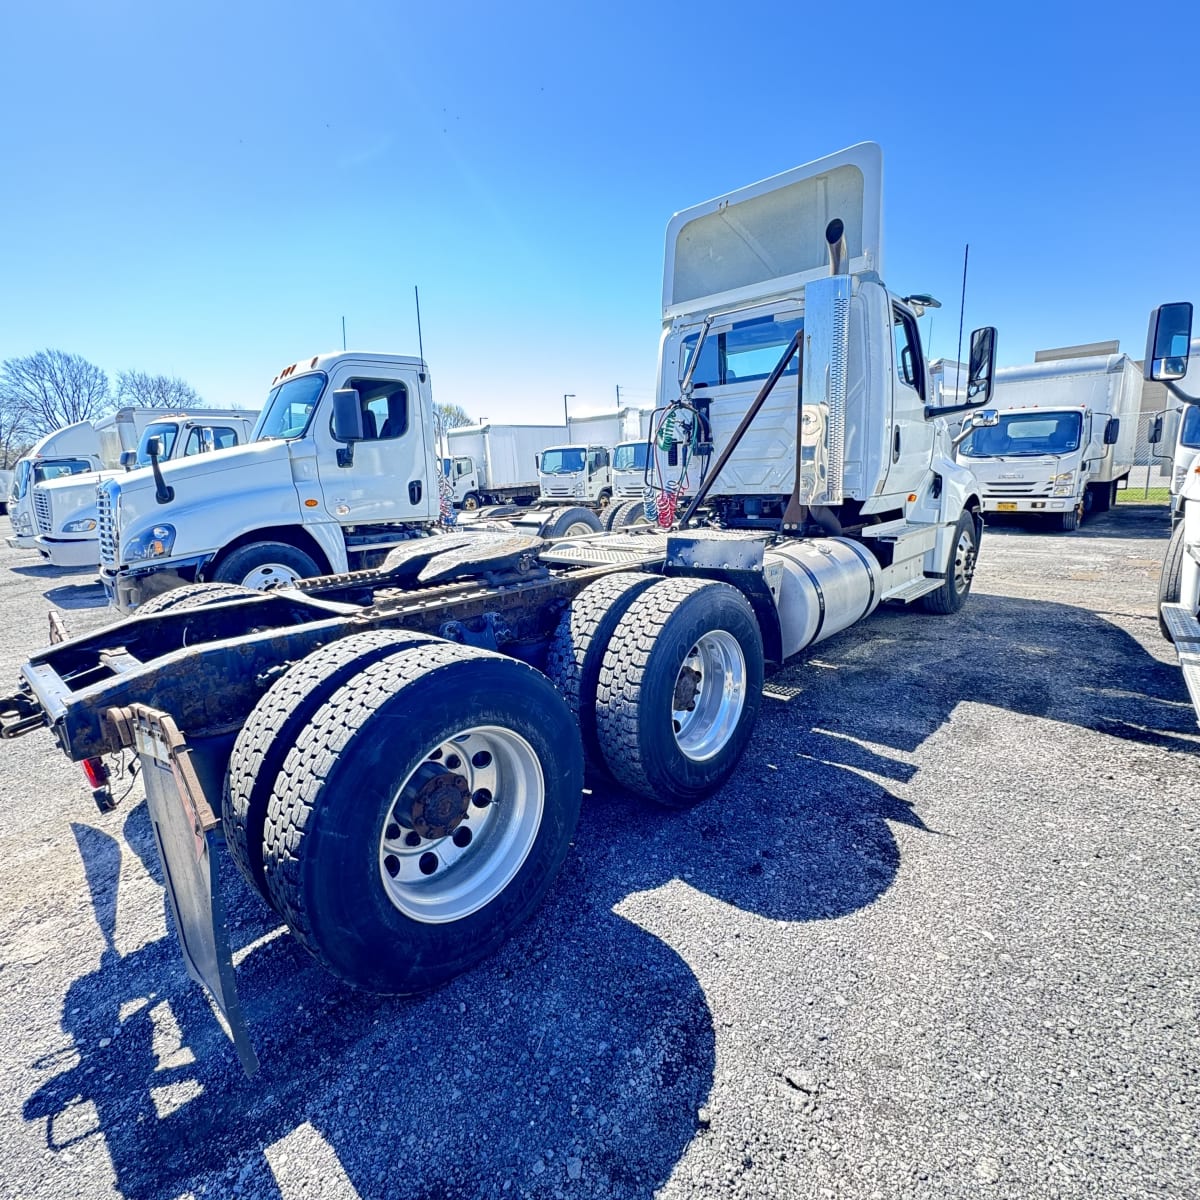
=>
[1182,405,1200,449]
[454,457,472,476]
[344,378,409,441]
[892,307,926,399]
[680,314,803,387]
[136,421,181,464]
[182,426,239,456]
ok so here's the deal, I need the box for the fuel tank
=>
[766,537,881,660]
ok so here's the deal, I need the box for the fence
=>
[1128,411,1173,496]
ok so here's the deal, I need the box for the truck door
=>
[886,303,936,498]
[312,367,438,524]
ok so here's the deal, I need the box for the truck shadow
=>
[24,719,914,1200]
[24,581,1188,1198]
[982,503,1168,539]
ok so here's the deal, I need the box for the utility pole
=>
[341,316,347,351]
[563,393,575,431]
[615,384,622,407]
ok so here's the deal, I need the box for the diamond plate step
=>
[1161,602,1200,725]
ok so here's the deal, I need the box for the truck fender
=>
[206,524,339,579]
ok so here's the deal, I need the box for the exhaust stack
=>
[826,218,848,275]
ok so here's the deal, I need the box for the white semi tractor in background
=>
[7,421,107,551]
[0,142,999,1071]
[1145,302,1200,725]
[32,410,257,568]
[442,421,567,508]
[955,351,1142,531]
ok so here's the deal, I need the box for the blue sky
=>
[2,1,1197,425]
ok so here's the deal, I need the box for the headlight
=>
[1051,471,1075,497]
[124,524,176,562]
[15,513,31,534]
[63,518,97,533]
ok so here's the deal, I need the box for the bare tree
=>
[0,350,112,437]
[116,370,204,409]
[435,402,473,429]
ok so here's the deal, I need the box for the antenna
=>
[955,244,969,400]
[341,315,346,351]
[414,285,427,382]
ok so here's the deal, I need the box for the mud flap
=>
[110,704,259,1075]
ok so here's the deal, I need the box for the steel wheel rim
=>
[952,526,977,594]
[462,495,478,510]
[671,630,747,761]
[378,725,544,923]
[241,562,303,589]
[563,520,596,536]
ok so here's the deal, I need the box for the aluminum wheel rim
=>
[378,725,544,923]
[671,630,747,762]
[562,520,596,536]
[952,527,977,594]
[241,562,303,589]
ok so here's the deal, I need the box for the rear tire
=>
[546,573,659,770]
[224,629,436,908]
[919,511,979,614]
[212,541,321,589]
[603,499,649,532]
[1158,522,1186,641]
[539,506,603,538]
[261,642,584,992]
[594,578,763,808]
[136,581,257,614]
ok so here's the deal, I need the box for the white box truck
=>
[443,422,566,509]
[955,352,1142,530]
[32,410,257,568]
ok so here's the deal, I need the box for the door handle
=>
[893,427,901,463]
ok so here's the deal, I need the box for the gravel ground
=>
[0,505,1196,1200]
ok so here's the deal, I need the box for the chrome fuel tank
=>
[766,538,881,660]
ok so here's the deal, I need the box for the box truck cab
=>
[611,439,650,501]
[537,443,612,507]
[955,354,1142,531]
[32,410,256,568]
[6,422,104,550]
[98,354,440,611]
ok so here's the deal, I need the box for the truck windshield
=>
[959,411,1083,458]
[255,373,327,440]
[13,460,31,500]
[613,442,648,471]
[540,448,586,474]
[32,458,95,484]
[1182,405,1200,450]
[134,422,180,466]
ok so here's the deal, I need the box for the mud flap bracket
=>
[108,704,259,1075]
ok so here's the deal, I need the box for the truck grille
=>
[97,487,117,568]
[543,485,575,498]
[986,481,1047,497]
[34,490,52,534]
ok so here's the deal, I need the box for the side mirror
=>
[951,408,998,450]
[1103,418,1120,446]
[332,388,364,442]
[201,427,216,453]
[534,453,541,471]
[145,437,174,505]
[1144,302,1193,381]
[1148,414,1164,445]
[146,436,164,460]
[120,450,137,471]
[966,327,997,405]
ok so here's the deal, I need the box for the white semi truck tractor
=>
[0,142,996,1073]
[1144,302,1200,724]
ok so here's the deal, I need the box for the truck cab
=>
[99,354,440,611]
[611,440,650,501]
[32,411,256,568]
[1149,336,1200,519]
[6,421,104,551]
[537,444,611,508]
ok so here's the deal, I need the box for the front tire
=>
[1158,522,1186,641]
[460,492,480,511]
[261,642,584,993]
[594,578,763,808]
[1058,505,1081,532]
[919,511,979,614]
[212,540,321,589]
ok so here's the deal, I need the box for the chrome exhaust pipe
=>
[826,218,848,275]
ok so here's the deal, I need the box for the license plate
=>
[997,502,1018,511]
